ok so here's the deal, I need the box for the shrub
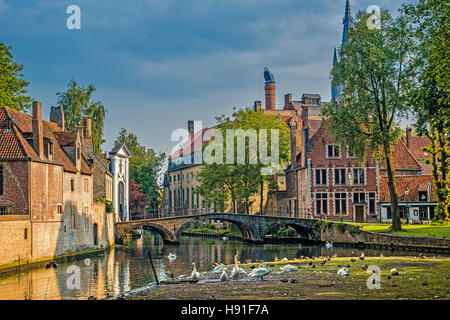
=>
[96,198,114,213]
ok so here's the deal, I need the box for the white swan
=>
[191,262,200,282]
[213,263,225,273]
[249,264,270,281]
[220,268,228,283]
[223,236,229,241]
[167,253,177,262]
[231,255,247,279]
[325,241,333,249]
[280,264,297,272]
[337,267,348,276]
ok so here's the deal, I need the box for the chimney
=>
[82,116,92,148]
[289,117,298,166]
[50,106,65,131]
[301,106,310,166]
[265,82,276,110]
[188,120,194,137]
[406,127,412,148]
[74,125,84,144]
[254,101,261,112]
[284,93,292,107]
[32,101,44,159]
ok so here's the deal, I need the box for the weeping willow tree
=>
[56,79,106,153]
[322,9,420,231]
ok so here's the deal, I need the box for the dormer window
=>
[327,144,340,158]
[77,144,80,159]
[418,191,427,202]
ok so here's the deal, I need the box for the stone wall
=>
[321,223,449,249]
[0,216,31,266]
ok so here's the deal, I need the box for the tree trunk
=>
[384,145,401,231]
[260,175,264,215]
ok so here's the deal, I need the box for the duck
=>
[337,267,348,276]
[350,258,357,262]
[281,257,288,262]
[280,264,297,272]
[222,236,229,241]
[289,279,297,283]
[231,255,247,279]
[83,258,91,266]
[191,262,200,282]
[167,253,177,262]
[361,264,369,270]
[249,264,271,281]
[245,259,252,264]
[320,260,327,265]
[207,295,216,300]
[390,268,399,276]
[213,263,225,273]
[325,241,333,249]
[359,252,365,260]
[46,261,58,269]
[220,268,228,283]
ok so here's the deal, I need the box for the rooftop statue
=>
[264,67,275,83]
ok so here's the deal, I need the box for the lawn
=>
[349,222,450,238]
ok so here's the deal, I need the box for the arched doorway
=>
[119,182,125,221]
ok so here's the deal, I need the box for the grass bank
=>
[349,221,450,238]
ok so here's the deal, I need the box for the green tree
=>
[322,9,420,231]
[115,128,166,211]
[403,0,450,220]
[56,79,106,153]
[0,43,32,111]
[196,107,290,214]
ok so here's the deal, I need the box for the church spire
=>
[331,47,340,103]
[341,0,352,46]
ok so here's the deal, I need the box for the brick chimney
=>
[254,101,261,112]
[82,116,92,148]
[301,105,310,166]
[284,93,292,108]
[188,120,194,137]
[50,106,65,131]
[405,126,412,148]
[265,82,276,110]
[32,101,44,159]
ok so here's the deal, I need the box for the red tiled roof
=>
[169,127,210,160]
[404,136,431,160]
[0,106,90,174]
[380,139,422,170]
[379,175,437,203]
[0,128,26,158]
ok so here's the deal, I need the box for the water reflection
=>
[0,230,445,300]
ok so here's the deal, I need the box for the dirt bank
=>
[124,256,450,300]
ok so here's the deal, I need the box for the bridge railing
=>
[130,207,314,220]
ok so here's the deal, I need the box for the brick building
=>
[0,102,115,268]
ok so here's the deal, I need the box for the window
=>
[335,193,347,214]
[186,188,189,208]
[352,168,365,185]
[70,179,75,192]
[353,192,366,203]
[316,193,328,215]
[70,206,76,229]
[315,169,327,186]
[418,191,427,202]
[84,179,89,192]
[386,207,391,219]
[48,141,53,156]
[77,145,80,159]
[0,166,3,195]
[327,145,340,158]
[84,206,89,231]
[191,188,194,209]
[334,169,346,185]
[24,228,27,240]
[57,204,63,215]
[369,193,376,214]
[0,207,13,215]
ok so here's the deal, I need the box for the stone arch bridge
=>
[115,214,323,244]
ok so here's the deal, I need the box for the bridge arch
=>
[116,222,177,244]
[263,222,320,241]
[176,215,257,242]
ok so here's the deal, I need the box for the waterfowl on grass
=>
[249,264,270,281]
[213,263,225,273]
[325,241,333,249]
[337,267,349,276]
[280,264,297,272]
[220,268,228,283]
[231,255,247,279]
[359,252,365,260]
[361,264,368,270]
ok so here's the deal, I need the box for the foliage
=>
[129,179,150,217]
[322,9,420,231]
[196,107,290,214]
[56,79,106,153]
[403,0,450,221]
[115,128,166,211]
[0,43,32,111]
[96,198,114,213]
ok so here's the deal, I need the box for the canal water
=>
[0,230,445,300]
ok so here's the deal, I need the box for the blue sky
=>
[0,0,413,155]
